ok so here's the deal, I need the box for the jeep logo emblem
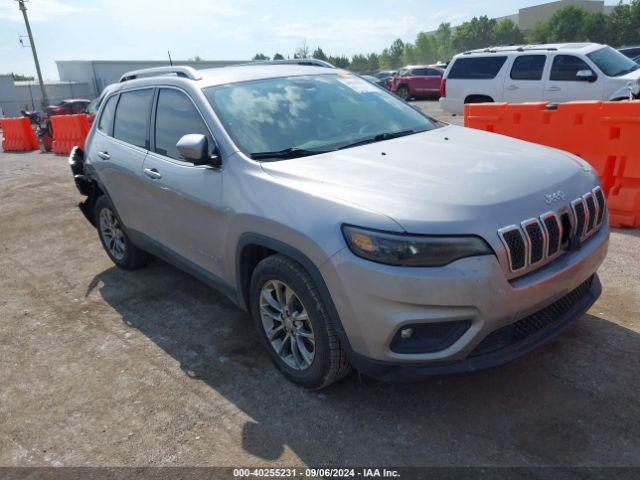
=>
[544,190,566,204]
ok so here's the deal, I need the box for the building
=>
[0,75,90,117]
[497,0,614,32]
[56,59,246,99]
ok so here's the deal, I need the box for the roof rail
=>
[462,46,558,55]
[119,66,202,82]
[237,59,336,69]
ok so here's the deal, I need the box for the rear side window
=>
[411,68,430,76]
[97,95,117,135]
[113,89,153,149]
[550,55,592,81]
[448,56,507,79]
[510,55,546,80]
[154,89,213,160]
[426,69,442,76]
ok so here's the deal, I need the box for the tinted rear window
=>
[448,56,507,79]
[97,95,117,135]
[510,55,546,80]
[113,89,153,149]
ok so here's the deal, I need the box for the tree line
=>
[252,0,640,73]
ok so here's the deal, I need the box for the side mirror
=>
[576,69,596,82]
[176,134,221,167]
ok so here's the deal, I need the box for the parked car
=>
[361,74,388,88]
[388,65,443,100]
[45,98,91,116]
[619,45,640,59]
[440,43,640,114]
[374,70,396,88]
[70,64,608,388]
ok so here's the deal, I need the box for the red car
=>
[388,66,443,100]
[45,98,91,116]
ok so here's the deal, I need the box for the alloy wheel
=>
[259,279,316,370]
[99,208,126,261]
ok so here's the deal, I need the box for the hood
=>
[261,125,599,235]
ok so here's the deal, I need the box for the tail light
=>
[440,78,447,97]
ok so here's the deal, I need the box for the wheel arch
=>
[235,233,353,353]
[464,94,495,104]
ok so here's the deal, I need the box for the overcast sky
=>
[0,0,621,80]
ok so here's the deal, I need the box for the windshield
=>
[203,73,437,159]
[587,46,639,77]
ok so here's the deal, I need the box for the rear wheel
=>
[94,196,148,270]
[397,85,410,100]
[464,95,494,104]
[249,254,351,389]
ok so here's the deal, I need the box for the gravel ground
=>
[0,103,638,468]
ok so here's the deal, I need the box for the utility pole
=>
[15,0,49,110]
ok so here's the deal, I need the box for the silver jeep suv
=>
[70,64,609,389]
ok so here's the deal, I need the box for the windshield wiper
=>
[337,129,416,150]
[250,147,334,160]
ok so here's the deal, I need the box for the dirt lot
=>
[1,102,639,468]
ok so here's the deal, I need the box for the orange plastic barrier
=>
[0,117,38,152]
[50,114,91,155]
[464,101,640,228]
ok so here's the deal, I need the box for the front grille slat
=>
[523,219,545,264]
[572,199,587,238]
[469,276,594,357]
[541,212,561,257]
[499,227,527,272]
[584,193,596,234]
[593,187,606,227]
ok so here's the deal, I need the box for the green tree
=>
[415,32,437,64]
[401,43,417,65]
[10,73,35,81]
[378,48,393,69]
[328,55,350,69]
[312,47,328,61]
[388,39,405,68]
[583,12,609,44]
[252,53,269,60]
[607,0,640,47]
[350,54,369,72]
[434,23,454,60]
[493,19,524,45]
[273,53,285,60]
[453,16,498,51]
[367,52,380,72]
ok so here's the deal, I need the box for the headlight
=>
[342,225,493,267]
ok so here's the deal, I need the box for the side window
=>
[154,89,213,161]
[448,56,508,79]
[550,55,592,81]
[426,69,442,76]
[113,89,153,149]
[411,68,429,76]
[97,95,117,135]
[510,55,546,80]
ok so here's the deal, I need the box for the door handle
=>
[97,151,110,160]
[547,86,561,92]
[506,85,519,91]
[143,168,162,180]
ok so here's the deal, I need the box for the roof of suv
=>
[108,64,339,94]
[459,43,604,56]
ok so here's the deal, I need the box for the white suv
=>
[440,43,640,114]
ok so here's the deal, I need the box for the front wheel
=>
[249,254,351,389]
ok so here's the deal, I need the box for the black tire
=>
[249,254,351,389]
[397,85,410,100]
[94,195,148,270]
